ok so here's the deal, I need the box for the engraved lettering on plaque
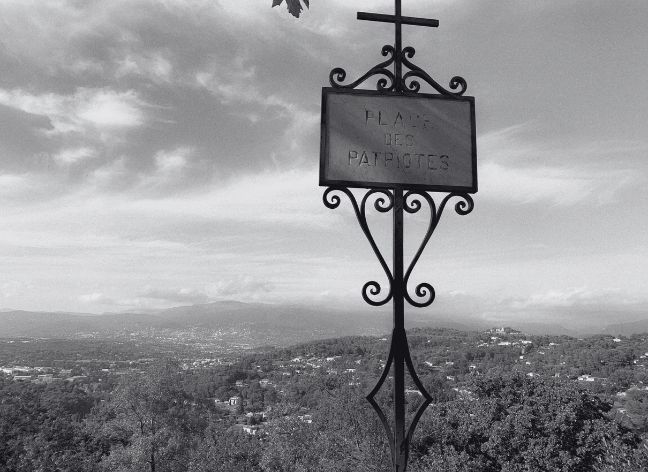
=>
[320,89,476,192]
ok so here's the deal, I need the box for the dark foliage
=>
[272,0,309,18]
[1,329,648,470]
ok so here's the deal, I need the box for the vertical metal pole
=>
[393,2,406,470]
[394,0,402,92]
[393,188,406,471]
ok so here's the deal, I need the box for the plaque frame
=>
[320,87,477,193]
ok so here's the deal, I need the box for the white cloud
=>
[79,292,115,304]
[0,174,30,196]
[138,286,211,305]
[194,57,319,153]
[478,125,642,205]
[2,164,332,236]
[116,52,173,83]
[508,287,631,309]
[0,281,28,300]
[196,65,279,109]
[126,166,330,227]
[76,90,144,128]
[0,173,66,203]
[154,147,189,173]
[129,147,196,194]
[479,161,596,206]
[208,275,273,299]
[87,157,130,189]
[53,147,97,165]
[0,87,146,137]
[0,166,336,269]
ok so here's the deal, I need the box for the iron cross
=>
[358,0,439,84]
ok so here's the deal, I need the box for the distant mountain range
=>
[0,301,645,347]
[0,301,473,346]
[602,319,648,337]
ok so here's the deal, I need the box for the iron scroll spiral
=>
[329,45,468,96]
[401,47,467,96]
[330,45,396,92]
[323,187,394,306]
[400,46,468,97]
[403,192,474,308]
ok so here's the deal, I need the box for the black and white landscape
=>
[1,1,647,471]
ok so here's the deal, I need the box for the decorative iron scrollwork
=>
[401,47,467,96]
[323,187,394,306]
[330,45,396,92]
[402,191,473,308]
[329,44,467,97]
[323,188,474,309]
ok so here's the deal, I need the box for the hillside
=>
[1,301,643,347]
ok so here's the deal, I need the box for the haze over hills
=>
[0,301,643,347]
[0,310,162,338]
[0,301,472,346]
[602,319,648,337]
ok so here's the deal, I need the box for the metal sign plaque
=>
[320,88,477,192]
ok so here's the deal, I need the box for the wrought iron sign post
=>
[319,1,477,471]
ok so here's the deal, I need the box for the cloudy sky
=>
[0,0,646,330]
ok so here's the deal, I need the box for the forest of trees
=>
[1,328,648,471]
